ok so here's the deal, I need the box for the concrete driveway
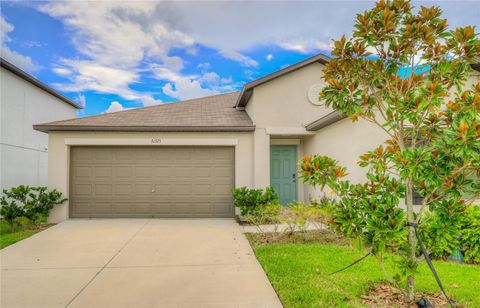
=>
[1,219,282,308]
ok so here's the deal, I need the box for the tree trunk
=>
[406,178,417,303]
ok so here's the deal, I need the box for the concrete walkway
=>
[1,219,282,308]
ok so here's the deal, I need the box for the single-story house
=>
[1,58,82,192]
[34,53,480,223]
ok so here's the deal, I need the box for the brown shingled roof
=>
[33,92,254,133]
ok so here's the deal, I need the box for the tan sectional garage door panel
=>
[70,146,235,218]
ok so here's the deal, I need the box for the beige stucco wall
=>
[244,62,328,200]
[465,70,479,89]
[247,62,331,128]
[303,117,388,201]
[47,131,254,222]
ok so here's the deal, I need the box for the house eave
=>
[33,125,256,133]
[1,58,82,109]
[305,112,346,131]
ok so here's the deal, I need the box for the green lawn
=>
[0,229,40,249]
[0,220,47,249]
[248,234,480,307]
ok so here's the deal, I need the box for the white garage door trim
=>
[69,146,235,218]
[65,138,239,146]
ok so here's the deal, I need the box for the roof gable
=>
[235,53,331,108]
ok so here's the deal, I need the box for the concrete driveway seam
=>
[64,219,151,307]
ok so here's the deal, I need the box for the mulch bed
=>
[30,223,55,231]
[1,222,55,235]
[245,229,352,248]
[361,283,456,308]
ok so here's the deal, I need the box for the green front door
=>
[270,145,297,204]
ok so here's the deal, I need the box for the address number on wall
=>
[151,138,162,144]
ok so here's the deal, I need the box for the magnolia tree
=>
[299,0,480,302]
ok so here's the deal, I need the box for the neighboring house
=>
[1,58,82,192]
[33,54,480,222]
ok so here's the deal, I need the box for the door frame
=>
[270,144,298,204]
[270,139,304,202]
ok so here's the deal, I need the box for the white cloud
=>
[163,78,219,101]
[39,1,186,106]
[53,59,163,106]
[149,58,186,82]
[35,1,480,64]
[0,15,14,36]
[23,40,43,48]
[218,50,258,67]
[266,54,273,61]
[167,1,478,52]
[150,59,236,100]
[40,2,194,67]
[141,96,163,107]
[158,1,372,53]
[52,67,72,76]
[52,60,137,95]
[0,15,38,72]
[105,101,131,113]
[197,62,211,71]
[199,72,235,90]
[75,94,86,108]
[199,72,221,84]
[36,0,479,108]
[280,40,333,54]
[150,66,182,82]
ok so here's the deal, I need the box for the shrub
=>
[462,207,480,263]
[13,216,31,230]
[1,186,67,228]
[245,203,282,225]
[0,202,24,230]
[423,206,480,264]
[26,187,68,218]
[310,196,335,227]
[422,210,462,259]
[278,202,325,233]
[262,187,280,205]
[232,186,279,216]
[33,213,48,225]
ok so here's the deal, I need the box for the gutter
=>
[305,111,346,131]
[33,125,256,133]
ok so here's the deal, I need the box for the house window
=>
[413,190,424,205]
[405,131,424,205]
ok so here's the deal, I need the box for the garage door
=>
[69,146,235,218]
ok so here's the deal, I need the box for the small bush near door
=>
[0,185,67,232]
[232,186,279,216]
[422,206,480,264]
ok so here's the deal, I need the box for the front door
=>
[270,145,297,205]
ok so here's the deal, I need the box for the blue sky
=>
[1,1,479,117]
